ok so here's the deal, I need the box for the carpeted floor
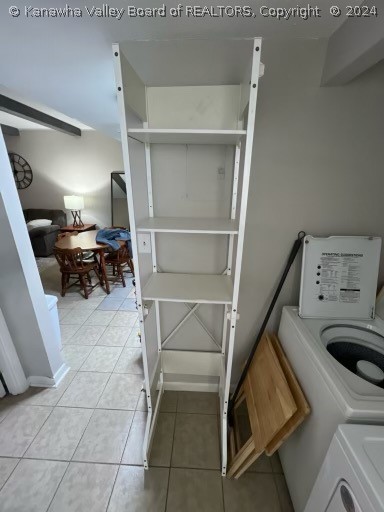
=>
[35,256,57,274]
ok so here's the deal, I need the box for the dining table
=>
[54,229,124,294]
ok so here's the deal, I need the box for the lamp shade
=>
[64,195,84,210]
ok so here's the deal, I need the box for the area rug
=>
[35,256,57,274]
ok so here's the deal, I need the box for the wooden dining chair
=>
[53,246,102,299]
[57,231,99,264]
[104,227,135,284]
[104,244,134,287]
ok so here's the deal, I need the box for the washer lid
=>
[337,425,384,510]
[299,236,381,319]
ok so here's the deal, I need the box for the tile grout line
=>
[76,324,108,347]
[163,392,179,510]
[104,463,120,512]
[60,322,82,344]
[98,354,141,465]
[59,368,142,376]
[93,369,114,410]
[59,308,94,327]
[43,459,71,512]
[60,347,93,373]
[97,322,134,348]
[116,408,136,466]
[109,343,126,374]
[78,345,124,373]
[162,467,171,512]
[118,405,143,465]
[18,404,56,459]
[221,470,226,512]
[4,455,278,472]
[68,406,100,464]
[52,404,139,411]
[0,457,23,495]
[272,472,285,512]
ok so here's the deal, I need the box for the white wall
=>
[0,129,65,383]
[234,38,384,382]
[4,130,124,228]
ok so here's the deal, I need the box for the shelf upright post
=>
[112,44,154,469]
[230,143,241,222]
[221,142,241,355]
[144,131,163,358]
[221,38,262,476]
[143,122,165,463]
[226,142,241,277]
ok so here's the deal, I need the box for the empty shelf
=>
[137,217,239,234]
[127,128,246,145]
[142,273,233,304]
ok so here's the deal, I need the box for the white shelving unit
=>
[128,128,246,145]
[113,38,263,476]
[142,273,234,304]
[137,217,239,234]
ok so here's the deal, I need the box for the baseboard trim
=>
[28,363,70,388]
[53,363,70,387]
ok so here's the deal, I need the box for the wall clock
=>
[8,153,33,190]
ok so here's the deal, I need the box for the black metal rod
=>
[228,231,306,421]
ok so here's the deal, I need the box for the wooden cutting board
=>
[265,333,310,455]
[244,333,297,453]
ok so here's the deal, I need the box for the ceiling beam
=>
[0,94,81,136]
[0,124,19,136]
[322,1,384,85]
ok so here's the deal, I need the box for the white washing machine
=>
[277,236,384,511]
[278,308,384,511]
[304,424,384,512]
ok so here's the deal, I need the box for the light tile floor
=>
[0,266,294,511]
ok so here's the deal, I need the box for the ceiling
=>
[0,0,363,139]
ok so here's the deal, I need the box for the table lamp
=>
[64,195,84,227]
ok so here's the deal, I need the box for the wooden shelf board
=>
[142,273,233,304]
[127,128,246,145]
[137,217,239,234]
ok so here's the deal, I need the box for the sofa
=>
[24,209,67,257]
